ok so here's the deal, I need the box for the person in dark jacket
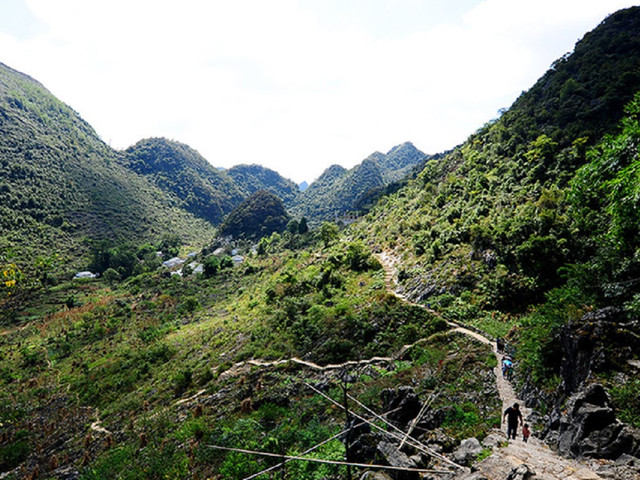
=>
[503,402,523,440]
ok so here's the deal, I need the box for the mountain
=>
[375,141,428,182]
[294,142,426,221]
[2,8,640,479]
[351,6,640,391]
[0,64,216,262]
[355,7,640,310]
[226,163,300,206]
[123,138,244,225]
[218,189,290,239]
[499,7,640,152]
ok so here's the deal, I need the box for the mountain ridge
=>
[293,141,427,221]
[0,64,217,263]
[1,7,640,479]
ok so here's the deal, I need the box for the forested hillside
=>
[293,142,427,221]
[124,138,244,225]
[350,6,640,395]
[227,164,300,206]
[1,7,640,480]
[0,64,216,263]
[218,190,290,239]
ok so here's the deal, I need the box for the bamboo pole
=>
[241,406,404,480]
[206,444,452,474]
[305,382,464,470]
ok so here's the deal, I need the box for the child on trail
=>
[503,402,523,440]
[523,423,531,443]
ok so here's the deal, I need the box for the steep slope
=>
[3,9,640,479]
[500,7,640,152]
[348,8,640,442]
[352,6,640,313]
[295,142,426,222]
[376,141,427,183]
[124,138,245,225]
[226,163,300,206]
[0,63,216,261]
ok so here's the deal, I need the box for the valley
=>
[2,6,640,480]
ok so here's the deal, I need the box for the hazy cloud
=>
[0,0,635,182]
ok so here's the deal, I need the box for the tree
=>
[102,268,121,285]
[318,222,339,247]
[1,255,56,322]
[298,217,309,234]
[287,219,299,234]
[203,255,220,278]
[158,233,181,257]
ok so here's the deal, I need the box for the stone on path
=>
[506,464,536,480]
[360,471,393,480]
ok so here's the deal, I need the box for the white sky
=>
[0,0,637,183]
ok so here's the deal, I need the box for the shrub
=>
[102,268,121,285]
[610,379,640,428]
[173,368,193,397]
[178,295,199,314]
[0,430,30,470]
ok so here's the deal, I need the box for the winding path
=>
[376,251,608,480]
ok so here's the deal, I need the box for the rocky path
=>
[375,251,609,480]
[478,351,605,480]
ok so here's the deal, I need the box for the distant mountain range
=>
[290,142,428,222]
[0,59,429,259]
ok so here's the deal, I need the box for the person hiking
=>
[496,337,505,353]
[502,356,514,379]
[503,402,523,440]
[522,423,531,443]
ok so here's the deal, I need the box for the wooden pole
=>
[341,373,353,480]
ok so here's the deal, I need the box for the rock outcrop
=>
[559,307,640,394]
[381,386,421,428]
[544,384,640,460]
[505,464,536,480]
[452,438,484,466]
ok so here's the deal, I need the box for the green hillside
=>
[227,163,300,206]
[294,142,426,222]
[1,7,640,480]
[0,64,216,265]
[218,189,290,239]
[124,138,244,225]
[350,6,640,385]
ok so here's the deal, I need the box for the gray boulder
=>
[381,386,422,427]
[452,437,484,466]
[559,307,639,394]
[555,384,640,459]
[360,472,393,480]
[505,464,536,480]
[376,441,419,480]
[481,431,505,449]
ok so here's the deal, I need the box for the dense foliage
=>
[352,7,640,315]
[292,142,427,222]
[568,93,640,310]
[124,138,244,225]
[2,7,640,479]
[218,190,291,239]
[0,64,216,265]
[227,163,300,206]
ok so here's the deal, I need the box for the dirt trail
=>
[376,251,607,480]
